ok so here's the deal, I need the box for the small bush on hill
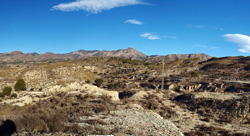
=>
[2,86,12,96]
[0,92,4,98]
[191,72,199,77]
[107,82,121,89]
[86,79,90,83]
[15,79,26,91]
[95,78,103,87]
[107,84,114,89]
[11,93,17,98]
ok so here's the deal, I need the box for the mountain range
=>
[0,47,212,63]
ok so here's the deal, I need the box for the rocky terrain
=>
[69,47,147,60]
[0,55,250,135]
[148,53,212,62]
[0,47,211,63]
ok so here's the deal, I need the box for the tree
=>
[2,86,12,96]
[95,78,103,87]
[15,79,26,91]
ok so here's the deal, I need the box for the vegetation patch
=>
[2,86,12,96]
[14,79,26,91]
[139,94,176,119]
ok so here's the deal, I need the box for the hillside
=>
[68,47,147,60]
[0,56,250,135]
[147,53,212,62]
[0,47,212,63]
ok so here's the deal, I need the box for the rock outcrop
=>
[47,83,119,101]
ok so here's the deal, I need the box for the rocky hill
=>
[68,47,147,60]
[166,53,212,61]
[0,51,72,63]
[148,53,212,62]
[0,48,211,63]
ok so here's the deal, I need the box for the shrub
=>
[86,79,90,84]
[95,78,103,87]
[204,117,210,122]
[119,91,134,99]
[15,79,26,91]
[11,93,18,98]
[108,83,121,89]
[107,84,114,89]
[2,86,12,96]
[0,92,4,98]
[191,72,199,77]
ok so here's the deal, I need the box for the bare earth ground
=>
[1,57,250,135]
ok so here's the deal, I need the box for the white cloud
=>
[223,34,250,53]
[140,33,160,40]
[124,19,143,25]
[52,0,146,14]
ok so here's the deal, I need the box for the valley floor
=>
[0,57,250,135]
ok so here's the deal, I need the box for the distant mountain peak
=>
[45,52,54,55]
[10,51,23,54]
[68,47,147,59]
[0,48,212,63]
[127,47,133,49]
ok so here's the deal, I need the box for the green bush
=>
[108,83,121,89]
[15,79,26,91]
[0,92,4,98]
[107,84,114,89]
[191,72,199,77]
[95,78,103,87]
[86,79,90,84]
[2,86,12,96]
[11,93,17,98]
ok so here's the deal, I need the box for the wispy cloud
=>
[195,44,219,50]
[188,25,205,29]
[124,19,143,25]
[223,34,250,53]
[52,0,147,14]
[140,33,160,40]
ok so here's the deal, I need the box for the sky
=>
[1,0,250,57]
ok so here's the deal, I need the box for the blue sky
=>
[1,0,250,57]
